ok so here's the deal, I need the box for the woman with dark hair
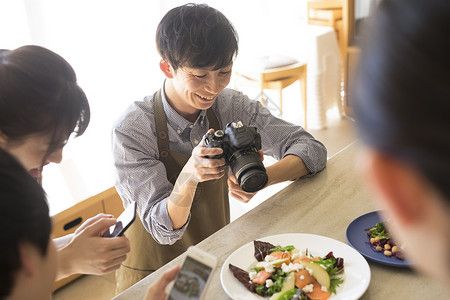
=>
[0,45,130,280]
[0,45,89,180]
[354,0,450,293]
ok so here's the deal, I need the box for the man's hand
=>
[227,150,265,203]
[56,213,131,280]
[186,130,226,183]
[144,265,181,300]
[168,130,227,229]
[227,173,258,203]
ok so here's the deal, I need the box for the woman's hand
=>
[56,213,131,280]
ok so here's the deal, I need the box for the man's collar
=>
[160,82,207,131]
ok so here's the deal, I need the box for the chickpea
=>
[384,250,392,257]
[374,237,380,243]
[392,246,399,253]
[376,246,383,252]
[370,238,376,244]
[384,244,391,250]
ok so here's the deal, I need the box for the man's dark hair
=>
[156,3,239,71]
[353,0,450,200]
[0,45,90,163]
[0,148,51,298]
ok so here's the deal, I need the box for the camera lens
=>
[240,168,268,193]
[230,151,268,193]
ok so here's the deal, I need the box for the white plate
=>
[220,233,371,300]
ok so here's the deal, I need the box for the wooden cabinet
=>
[52,187,125,290]
[102,187,126,219]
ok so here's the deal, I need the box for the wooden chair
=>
[235,62,307,127]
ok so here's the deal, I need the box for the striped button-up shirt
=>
[112,87,327,244]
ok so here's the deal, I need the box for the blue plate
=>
[346,211,410,267]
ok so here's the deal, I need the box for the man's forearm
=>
[265,154,309,186]
[167,170,199,229]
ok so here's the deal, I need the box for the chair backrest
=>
[260,63,306,82]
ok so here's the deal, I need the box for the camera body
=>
[203,121,268,193]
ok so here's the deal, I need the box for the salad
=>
[229,240,344,300]
[366,222,404,260]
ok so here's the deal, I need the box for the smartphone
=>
[167,246,217,300]
[102,201,136,238]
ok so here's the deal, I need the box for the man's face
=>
[168,64,232,115]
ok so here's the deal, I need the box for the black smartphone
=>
[102,201,136,238]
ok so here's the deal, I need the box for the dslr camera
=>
[203,121,268,193]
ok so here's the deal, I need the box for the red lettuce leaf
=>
[228,264,259,294]
[254,240,276,262]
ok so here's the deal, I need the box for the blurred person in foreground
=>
[354,0,450,293]
[0,148,179,300]
[0,148,57,299]
[0,45,130,280]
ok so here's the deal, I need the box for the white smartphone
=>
[102,201,136,238]
[167,246,217,300]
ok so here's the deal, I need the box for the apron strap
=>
[153,90,170,161]
[206,103,220,130]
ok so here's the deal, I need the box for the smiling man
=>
[112,3,327,292]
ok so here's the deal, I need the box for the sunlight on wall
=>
[0,0,32,47]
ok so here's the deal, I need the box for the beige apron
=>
[115,90,229,293]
